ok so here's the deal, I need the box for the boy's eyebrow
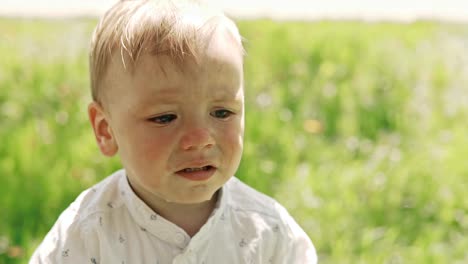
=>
[210,92,243,107]
[211,93,243,103]
[131,90,180,112]
[146,84,243,99]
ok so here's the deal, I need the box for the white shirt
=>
[30,169,317,263]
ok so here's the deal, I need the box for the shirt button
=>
[174,233,186,244]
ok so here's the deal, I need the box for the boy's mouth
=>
[176,166,216,181]
[180,166,212,173]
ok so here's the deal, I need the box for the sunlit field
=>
[1,18,467,263]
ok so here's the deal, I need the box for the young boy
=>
[30,0,317,263]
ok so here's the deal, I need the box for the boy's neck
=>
[128,180,219,237]
[154,191,219,237]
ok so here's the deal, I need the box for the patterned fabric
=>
[30,170,317,263]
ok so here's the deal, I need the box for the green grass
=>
[1,18,467,263]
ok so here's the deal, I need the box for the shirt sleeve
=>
[29,209,93,264]
[272,204,318,264]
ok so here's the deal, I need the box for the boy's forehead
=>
[105,50,241,84]
[101,40,243,106]
[105,26,243,80]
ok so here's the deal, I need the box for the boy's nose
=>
[179,127,215,151]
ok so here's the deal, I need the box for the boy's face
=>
[90,28,244,205]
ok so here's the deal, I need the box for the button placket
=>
[174,233,186,245]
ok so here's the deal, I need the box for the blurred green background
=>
[1,18,468,263]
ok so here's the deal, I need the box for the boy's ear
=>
[88,102,118,157]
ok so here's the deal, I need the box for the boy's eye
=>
[211,109,234,119]
[148,114,177,124]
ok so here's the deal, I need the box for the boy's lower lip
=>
[175,167,216,181]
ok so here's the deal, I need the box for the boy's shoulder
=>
[224,177,291,221]
[30,170,127,261]
[59,170,127,228]
[222,177,317,263]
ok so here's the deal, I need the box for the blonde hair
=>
[89,0,243,102]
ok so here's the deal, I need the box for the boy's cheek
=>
[137,136,172,160]
[222,126,244,153]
